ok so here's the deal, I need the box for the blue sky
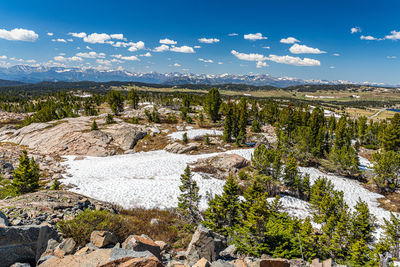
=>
[0,0,399,84]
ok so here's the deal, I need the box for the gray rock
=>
[186,224,226,263]
[10,263,31,267]
[165,142,199,154]
[0,210,9,226]
[109,248,156,261]
[122,235,161,260]
[37,255,56,265]
[219,244,237,259]
[211,259,234,267]
[0,225,58,267]
[57,237,76,255]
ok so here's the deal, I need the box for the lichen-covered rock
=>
[191,154,249,179]
[164,142,199,154]
[90,231,118,248]
[122,235,161,260]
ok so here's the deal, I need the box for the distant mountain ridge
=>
[0,65,389,88]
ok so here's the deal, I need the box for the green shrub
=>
[105,114,115,124]
[57,209,133,246]
[183,133,188,144]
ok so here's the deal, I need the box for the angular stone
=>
[90,231,118,248]
[194,257,211,267]
[122,235,161,260]
[185,224,226,264]
[0,210,8,226]
[250,258,290,267]
[0,225,58,267]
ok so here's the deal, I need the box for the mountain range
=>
[0,65,389,88]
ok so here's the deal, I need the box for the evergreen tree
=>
[251,119,261,133]
[91,120,98,131]
[283,153,298,188]
[251,144,282,180]
[382,213,400,258]
[350,199,376,245]
[127,88,140,109]
[373,150,400,192]
[237,98,248,144]
[105,113,114,124]
[178,166,202,223]
[204,176,240,235]
[12,150,40,195]
[182,132,188,144]
[106,90,124,115]
[222,101,234,142]
[348,239,372,267]
[204,88,222,122]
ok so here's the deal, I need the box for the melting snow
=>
[168,129,223,140]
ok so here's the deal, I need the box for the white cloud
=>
[0,28,38,42]
[198,58,213,63]
[244,33,267,41]
[54,56,83,62]
[267,54,320,66]
[76,51,106,58]
[360,35,378,41]
[0,55,7,60]
[228,33,238,36]
[26,59,36,63]
[333,53,340,56]
[84,33,111,44]
[86,46,92,50]
[231,50,267,61]
[67,39,73,42]
[173,63,181,67]
[160,38,177,45]
[280,37,299,44]
[263,46,270,49]
[127,41,145,52]
[194,45,201,49]
[329,66,335,69]
[218,62,223,65]
[385,30,400,40]
[47,32,54,36]
[198,38,220,44]
[154,44,170,52]
[69,32,87,38]
[289,44,326,54]
[140,52,152,57]
[387,56,397,59]
[351,27,361,34]
[52,38,67,43]
[111,54,139,61]
[110,34,125,40]
[96,59,112,65]
[256,61,268,68]
[170,45,195,53]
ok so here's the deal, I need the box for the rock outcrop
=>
[0,224,58,267]
[164,142,199,154]
[0,116,148,156]
[185,224,226,264]
[191,154,249,179]
[90,231,118,248]
[122,235,162,260]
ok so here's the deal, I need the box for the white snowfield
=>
[62,149,253,210]
[168,129,223,140]
[62,146,395,237]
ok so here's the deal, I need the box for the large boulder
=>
[122,235,161,260]
[38,248,162,267]
[90,231,118,248]
[191,154,249,179]
[0,210,9,226]
[185,224,226,264]
[0,224,58,267]
[164,142,199,154]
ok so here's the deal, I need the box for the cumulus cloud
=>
[160,38,177,45]
[244,33,267,41]
[111,54,139,61]
[173,63,181,67]
[127,41,145,52]
[198,58,213,63]
[54,56,83,62]
[333,53,340,56]
[231,50,267,61]
[52,38,67,43]
[267,54,320,66]
[0,55,7,60]
[140,52,152,57]
[263,46,271,49]
[194,45,201,49]
[170,45,195,53]
[84,33,112,44]
[228,33,238,36]
[351,27,361,34]
[280,37,299,44]
[96,59,112,65]
[289,44,326,54]
[69,32,87,38]
[0,28,38,41]
[387,56,397,59]
[256,61,268,68]
[47,32,54,36]
[110,34,125,40]
[360,35,378,41]
[329,66,335,69]
[198,38,220,43]
[385,30,400,40]
[86,46,92,50]
[76,51,106,58]
[154,44,170,52]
